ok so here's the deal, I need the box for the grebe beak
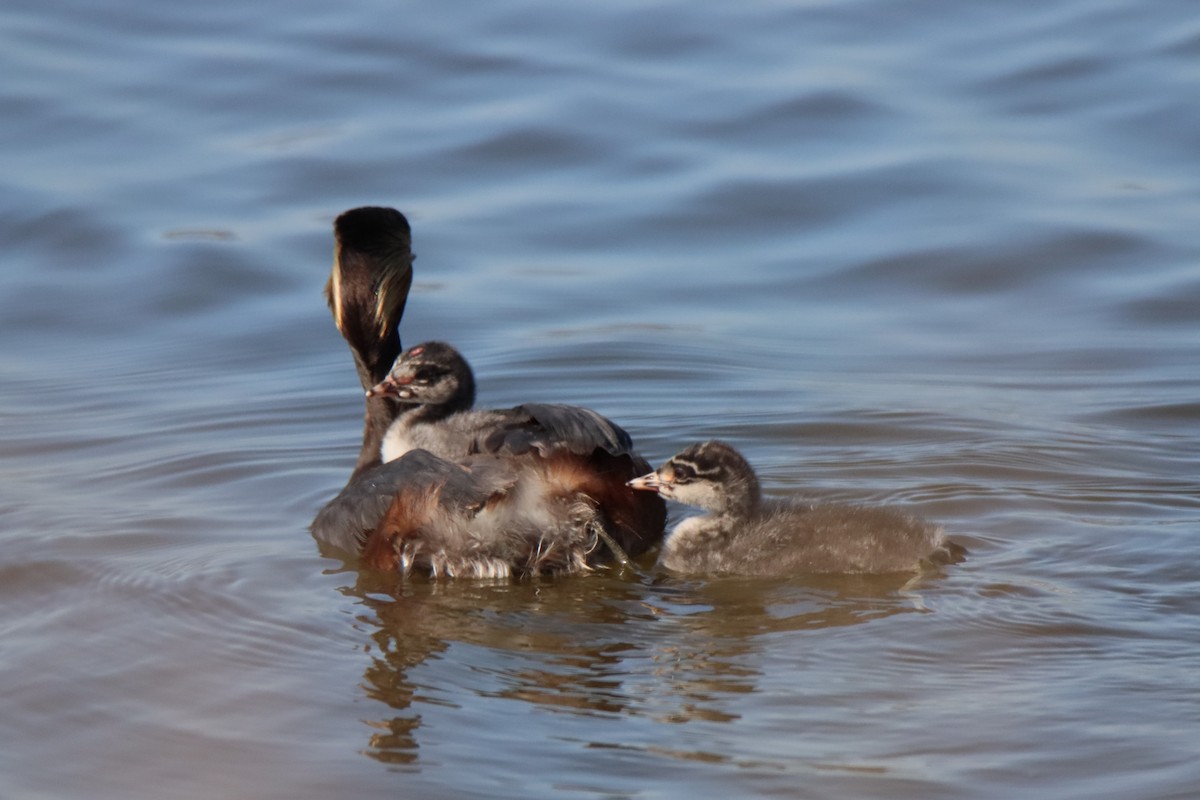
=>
[627,472,666,493]
[366,373,414,399]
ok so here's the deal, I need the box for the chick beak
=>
[627,471,667,493]
[366,373,413,399]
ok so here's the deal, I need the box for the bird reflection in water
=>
[337,567,935,766]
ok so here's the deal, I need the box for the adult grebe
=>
[310,208,664,576]
[629,440,963,576]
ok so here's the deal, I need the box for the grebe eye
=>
[412,366,444,384]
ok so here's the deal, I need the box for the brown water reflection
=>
[342,565,941,766]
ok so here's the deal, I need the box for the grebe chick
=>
[368,340,478,463]
[628,440,963,576]
[369,341,634,463]
[309,208,664,571]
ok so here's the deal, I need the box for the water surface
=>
[2,0,1198,797]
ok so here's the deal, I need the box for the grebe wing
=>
[479,402,637,460]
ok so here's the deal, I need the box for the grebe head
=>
[326,207,414,389]
[628,440,761,517]
[367,341,476,412]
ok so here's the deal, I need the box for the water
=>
[2,0,1198,797]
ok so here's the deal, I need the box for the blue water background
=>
[2,1,1198,797]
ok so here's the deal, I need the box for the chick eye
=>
[412,366,443,385]
[671,464,695,483]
